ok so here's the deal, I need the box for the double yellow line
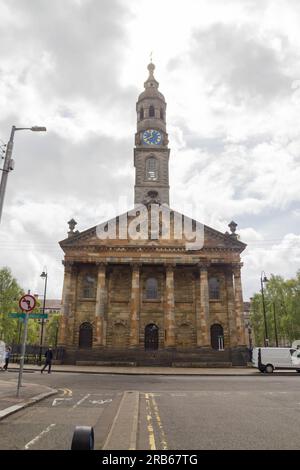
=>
[145,393,168,450]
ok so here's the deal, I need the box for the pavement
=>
[7,362,259,376]
[0,374,57,421]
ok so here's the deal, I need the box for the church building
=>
[58,63,248,366]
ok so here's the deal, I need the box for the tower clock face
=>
[142,129,162,145]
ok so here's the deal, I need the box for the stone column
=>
[226,267,238,347]
[95,263,106,346]
[199,264,210,346]
[233,264,246,346]
[58,261,73,347]
[165,265,176,347]
[130,264,140,347]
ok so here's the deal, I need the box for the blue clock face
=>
[142,129,162,145]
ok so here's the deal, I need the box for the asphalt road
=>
[1,371,300,450]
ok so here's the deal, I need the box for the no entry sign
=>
[19,294,36,313]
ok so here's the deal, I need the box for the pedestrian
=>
[41,347,53,374]
[3,346,11,371]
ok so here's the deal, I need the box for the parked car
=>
[252,347,300,373]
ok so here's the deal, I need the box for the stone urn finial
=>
[228,221,238,238]
[68,218,77,237]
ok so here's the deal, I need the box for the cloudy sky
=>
[0,0,300,300]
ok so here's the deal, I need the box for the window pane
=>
[209,277,220,299]
[83,275,96,298]
[146,278,158,299]
[147,157,158,180]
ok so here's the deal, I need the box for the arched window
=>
[209,277,220,299]
[146,157,158,180]
[140,107,144,120]
[149,105,155,117]
[79,322,93,348]
[82,275,96,298]
[146,278,158,299]
[160,108,164,120]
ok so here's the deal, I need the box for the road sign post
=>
[16,294,36,397]
[16,314,29,397]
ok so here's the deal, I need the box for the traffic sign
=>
[8,313,48,319]
[28,313,48,319]
[8,313,26,319]
[19,294,36,313]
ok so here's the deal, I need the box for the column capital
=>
[166,263,176,273]
[198,261,210,271]
[62,260,76,273]
[131,262,141,272]
[96,262,107,271]
[232,262,243,276]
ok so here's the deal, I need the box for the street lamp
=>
[0,125,47,223]
[38,269,48,365]
[273,302,279,347]
[260,271,269,346]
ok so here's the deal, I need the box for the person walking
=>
[3,346,11,371]
[41,347,53,374]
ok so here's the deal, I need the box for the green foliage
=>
[250,271,300,346]
[45,313,60,347]
[0,267,23,344]
[0,267,40,345]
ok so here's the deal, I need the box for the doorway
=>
[211,324,224,350]
[144,323,159,350]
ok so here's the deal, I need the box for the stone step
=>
[76,360,137,367]
[172,362,232,368]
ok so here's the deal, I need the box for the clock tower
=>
[134,63,170,205]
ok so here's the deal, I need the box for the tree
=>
[0,267,23,344]
[45,313,61,347]
[250,271,300,346]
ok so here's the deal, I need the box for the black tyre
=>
[265,364,274,374]
[71,426,94,450]
[296,369,300,373]
[259,367,265,373]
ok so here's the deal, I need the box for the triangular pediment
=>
[60,205,246,254]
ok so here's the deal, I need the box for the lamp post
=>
[273,302,279,347]
[0,125,47,223]
[247,324,252,349]
[38,270,48,365]
[260,271,269,346]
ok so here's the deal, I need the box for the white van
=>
[252,347,300,373]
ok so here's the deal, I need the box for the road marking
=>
[89,399,112,405]
[72,393,90,409]
[145,393,156,450]
[150,394,168,450]
[24,424,56,450]
[58,388,73,397]
[52,398,72,407]
[171,393,186,397]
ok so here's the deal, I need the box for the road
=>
[1,371,300,450]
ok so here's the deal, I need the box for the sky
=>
[0,0,300,300]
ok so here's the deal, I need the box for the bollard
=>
[71,426,94,450]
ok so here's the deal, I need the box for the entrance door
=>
[145,324,159,351]
[79,322,93,348]
[211,324,224,350]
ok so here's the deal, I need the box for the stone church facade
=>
[58,64,248,365]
